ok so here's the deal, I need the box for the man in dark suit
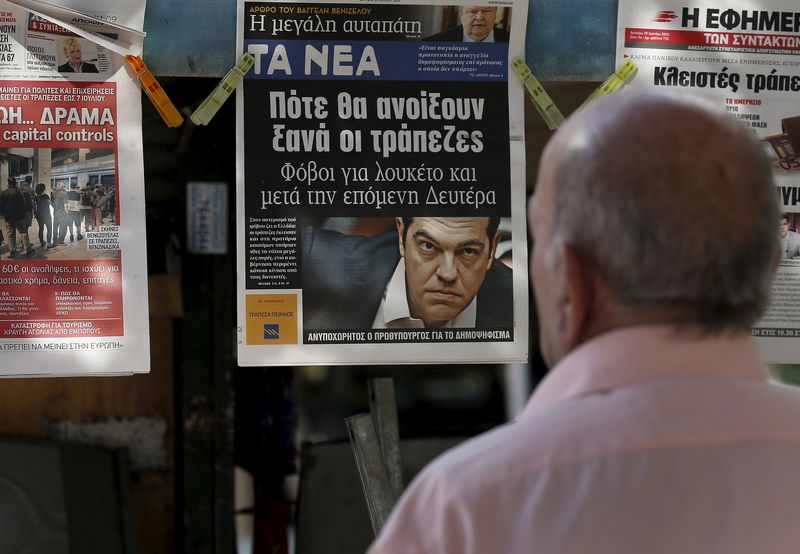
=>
[302,217,513,329]
[427,6,510,43]
[58,37,99,73]
[0,177,33,258]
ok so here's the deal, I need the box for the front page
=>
[236,0,528,365]
[617,0,800,363]
[0,0,149,375]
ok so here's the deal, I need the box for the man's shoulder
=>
[303,226,396,259]
[57,62,73,72]
[411,377,800,492]
[493,27,510,42]
[425,25,464,41]
[301,227,399,328]
[370,416,566,552]
[484,261,512,289]
[417,398,593,477]
[476,261,513,327]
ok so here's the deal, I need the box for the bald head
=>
[530,91,778,363]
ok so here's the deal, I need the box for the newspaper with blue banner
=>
[236,0,529,365]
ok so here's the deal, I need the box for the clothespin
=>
[124,55,184,128]
[579,60,638,109]
[190,53,255,125]
[511,58,564,130]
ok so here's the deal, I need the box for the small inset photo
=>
[0,147,118,261]
[779,212,800,262]
[57,36,100,74]
[425,6,512,43]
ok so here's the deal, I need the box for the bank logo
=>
[264,324,280,340]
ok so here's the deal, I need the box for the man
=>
[80,183,95,230]
[0,177,33,258]
[779,213,800,259]
[57,37,98,73]
[33,182,52,248]
[20,175,35,230]
[302,217,512,329]
[51,182,68,245]
[369,92,800,553]
[66,182,83,241]
[426,6,510,43]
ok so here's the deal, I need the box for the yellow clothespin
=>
[191,53,255,125]
[511,58,564,131]
[579,60,638,110]
[124,55,184,128]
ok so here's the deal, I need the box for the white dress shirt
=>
[368,326,800,554]
[371,259,476,329]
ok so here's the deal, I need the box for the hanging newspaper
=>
[0,0,149,375]
[617,0,800,363]
[236,0,529,365]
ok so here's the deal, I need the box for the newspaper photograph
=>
[617,0,800,362]
[0,0,149,375]
[236,0,529,365]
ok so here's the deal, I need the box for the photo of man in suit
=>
[57,37,99,73]
[779,213,800,259]
[426,6,510,43]
[302,216,513,330]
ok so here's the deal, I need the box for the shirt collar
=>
[521,325,769,419]
[374,259,477,328]
[381,259,415,324]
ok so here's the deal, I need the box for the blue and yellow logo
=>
[246,294,298,345]
[264,324,280,340]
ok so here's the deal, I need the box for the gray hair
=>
[549,91,779,330]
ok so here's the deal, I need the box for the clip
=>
[511,58,564,130]
[124,55,184,128]
[191,53,255,125]
[579,60,638,109]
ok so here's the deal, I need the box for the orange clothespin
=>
[124,55,184,128]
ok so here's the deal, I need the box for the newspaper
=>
[236,0,529,365]
[0,0,149,375]
[617,0,800,362]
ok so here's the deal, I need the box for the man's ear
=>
[560,244,597,350]
[395,217,405,258]
[486,229,501,270]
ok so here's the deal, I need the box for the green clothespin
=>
[579,60,638,110]
[190,53,255,125]
[511,58,565,130]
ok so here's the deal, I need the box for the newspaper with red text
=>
[617,0,800,362]
[0,0,148,375]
